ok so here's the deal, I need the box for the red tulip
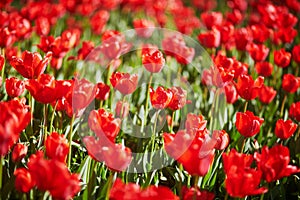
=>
[27,151,81,199]
[185,113,207,135]
[36,16,50,36]
[282,74,300,93]
[88,108,121,142]
[83,136,132,172]
[247,43,269,62]
[0,27,15,48]
[217,23,234,45]
[289,102,300,122]
[292,45,300,63]
[222,149,267,198]
[254,145,300,182]
[224,82,239,104]
[150,86,173,109]
[235,111,264,137]
[258,85,277,104]
[45,132,69,163]
[274,49,291,68]
[5,77,25,98]
[182,186,215,200]
[162,34,195,65]
[234,74,264,100]
[26,74,70,104]
[0,99,31,156]
[9,14,31,39]
[90,10,109,35]
[164,130,215,176]
[0,55,4,71]
[14,168,34,193]
[198,27,221,48]
[201,12,223,30]
[212,130,230,150]
[234,28,252,51]
[133,19,155,38]
[250,24,270,44]
[275,119,298,140]
[110,72,138,95]
[226,9,243,25]
[95,82,110,101]
[255,61,273,77]
[167,86,187,110]
[10,51,52,79]
[77,41,95,60]
[142,48,165,73]
[110,178,179,200]
[12,143,28,162]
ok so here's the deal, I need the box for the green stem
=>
[49,101,58,134]
[240,136,246,153]
[105,172,115,200]
[170,111,175,132]
[67,115,75,169]
[209,89,220,132]
[143,73,153,130]
[88,159,96,199]
[150,110,160,168]
[224,193,229,200]
[280,94,287,118]
[1,48,5,85]
[0,156,3,190]
[243,101,248,112]
[193,176,199,200]
[43,104,48,143]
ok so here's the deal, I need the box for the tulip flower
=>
[258,85,277,104]
[254,145,300,182]
[95,82,110,101]
[133,19,155,38]
[292,44,300,63]
[274,49,291,68]
[234,74,264,100]
[150,86,173,109]
[142,48,165,73]
[247,43,269,62]
[235,111,264,137]
[110,72,138,95]
[198,27,221,48]
[201,11,223,30]
[5,77,25,98]
[45,132,69,163]
[14,168,34,193]
[275,119,298,140]
[222,149,268,198]
[10,51,52,79]
[255,61,273,77]
[167,86,187,110]
[282,74,300,93]
[182,186,215,200]
[12,143,28,162]
[289,102,300,122]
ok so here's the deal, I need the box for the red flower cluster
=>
[14,151,80,199]
[0,99,31,156]
[110,72,138,95]
[110,178,179,200]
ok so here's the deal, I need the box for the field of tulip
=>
[1,0,300,199]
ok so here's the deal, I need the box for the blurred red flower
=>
[10,51,52,79]
[142,48,165,73]
[83,136,132,172]
[292,45,300,63]
[247,43,269,62]
[275,119,298,140]
[222,149,267,198]
[27,151,81,199]
[12,143,28,163]
[88,108,121,142]
[234,74,264,100]
[282,74,300,93]
[185,113,207,135]
[133,19,155,38]
[110,72,138,95]
[14,168,34,193]
[45,132,69,163]
[274,49,291,68]
[255,61,273,77]
[182,186,215,200]
[254,145,300,182]
[35,16,50,36]
[224,82,239,104]
[90,10,109,35]
[234,28,252,51]
[258,84,277,104]
[0,98,31,156]
[0,27,15,48]
[212,130,230,150]
[5,77,25,98]
[167,86,187,110]
[201,12,223,30]
[95,82,110,101]
[235,111,264,137]
[150,86,173,109]
[110,178,179,199]
[289,102,300,122]
[164,130,215,176]
[198,28,221,48]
